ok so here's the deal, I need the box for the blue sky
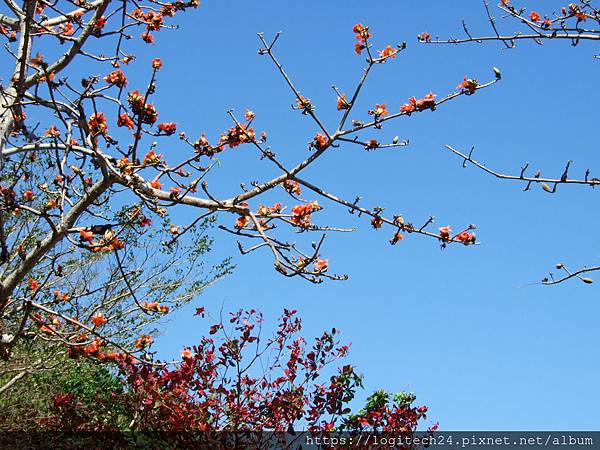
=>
[144,1,600,430]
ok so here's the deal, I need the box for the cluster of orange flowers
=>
[144,301,170,313]
[220,124,255,148]
[131,9,165,44]
[438,226,476,244]
[157,122,177,134]
[67,334,104,359]
[400,93,437,114]
[127,90,158,125]
[234,203,282,229]
[353,23,372,54]
[257,203,283,216]
[33,312,61,335]
[103,69,128,88]
[79,229,125,253]
[88,112,108,136]
[192,133,214,156]
[291,201,320,229]
[297,256,329,273]
[504,2,588,24]
[53,290,71,302]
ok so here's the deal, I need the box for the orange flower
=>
[94,16,107,29]
[245,110,255,121]
[181,348,193,359]
[39,72,55,82]
[151,58,162,69]
[337,94,349,111]
[390,232,404,245]
[39,325,54,334]
[378,45,398,60]
[438,226,451,240]
[103,69,127,87]
[283,179,301,196]
[291,202,320,228]
[31,52,44,67]
[371,217,383,229]
[53,290,70,302]
[370,103,388,117]
[400,97,417,114]
[117,157,133,175]
[85,338,102,355]
[134,334,153,349]
[127,90,145,113]
[416,92,436,110]
[314,258,329,272]
[28,278,39,291]
[296,96,312,112]
[141,31,155,44]
[143,11,164,31]
[143,149,162,165]
[354,43,366,55]
[44,126,60,137]
[92,314,107,327]
[88,112,108,136]
[456,231,475,244]
[257,205,270,216]
[529,11,541,22]
[22,190,34,201]
[161,3,176,16]
[117,113,135,130]
[353,23,372,42]
[149,179,163,189]
[235,216,249,229]
[144,302,169,313]
[313,133,328,150]
[417,32,431,42]
[79,229,94,242]
[60,22,74,37]
[141,104,158,125]
[457,76,478,94]
[157,122,176,134]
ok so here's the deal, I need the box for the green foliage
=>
[0,342,123,431]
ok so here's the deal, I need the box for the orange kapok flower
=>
[92,314,108,327]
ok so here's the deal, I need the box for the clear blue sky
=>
[147,0,600,430]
